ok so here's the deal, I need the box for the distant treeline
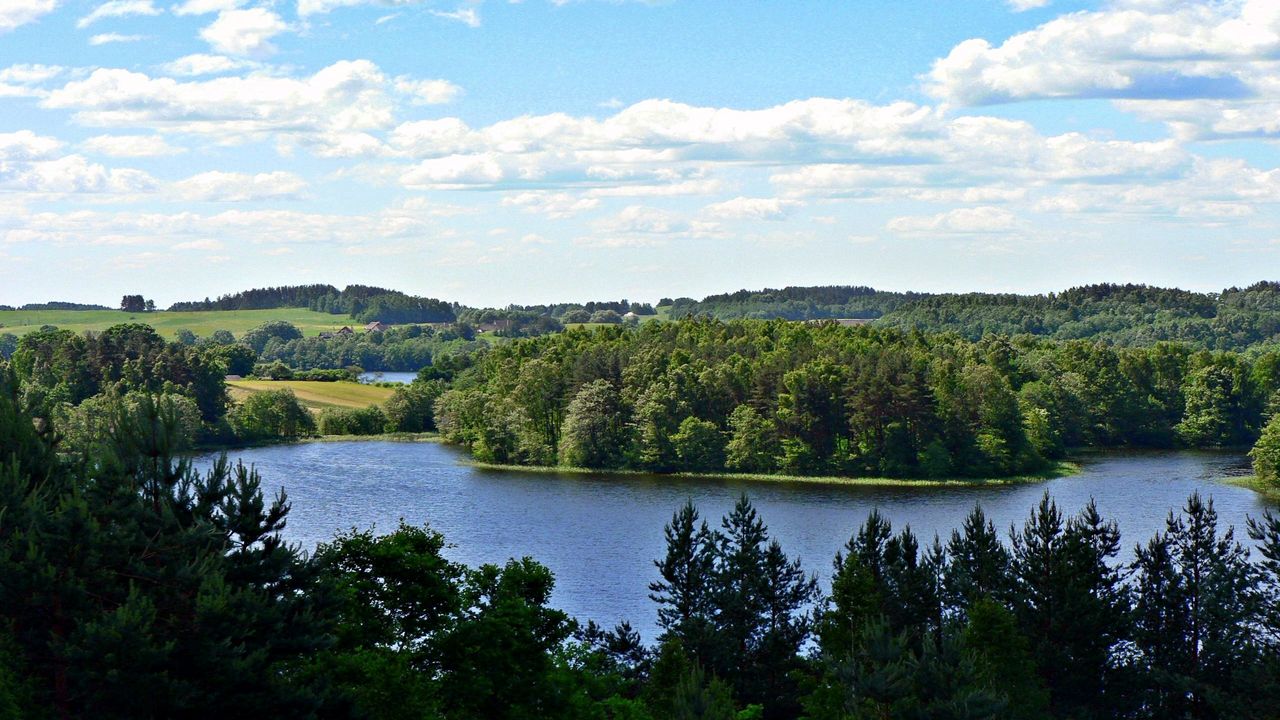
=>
[437,319,1280,479]
[667,281,1280,350]
[169,284,459,325]
[0,301,113,311]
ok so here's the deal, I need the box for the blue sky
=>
[1,0,1278,307]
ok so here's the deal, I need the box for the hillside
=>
[0,308,355,339]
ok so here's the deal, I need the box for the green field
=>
[0,308,356,339]
[226,379,396,410]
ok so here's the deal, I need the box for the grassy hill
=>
[226,379,396,411]
[0,308,356,339]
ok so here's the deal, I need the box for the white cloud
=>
[173,170,309,201]
[430,6,480,27]
[77,0,161,28]
[394,77,463,105]
[0,154,157,194]
[1007,0,1049,10]
[90,32,145,44]
[401,153,504,188]
[0,64,63,98]
[172,0,244,15]
[0,0,57,35]
[158,54,257,77]
[81,134,185,157]
[0,131,63,161]
[597,205,689,235]
[502,191,599,218]
[200,8,289,58]
[44,60,396,144]
[703,196,798,221]
[924,0,1280,140]
[887,207,1020,234]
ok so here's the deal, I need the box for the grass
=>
[226,379,396,411]
[0,308,358,340]
[465,459,1081,488]
[1221,474,1280,500]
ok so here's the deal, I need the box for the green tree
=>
[559,379,627,468]
[229,388,315,440]
[672,416,725,472]
[1250,413,1280,486]
[724,405,779,474]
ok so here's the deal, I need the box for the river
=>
[197,442,1272,639]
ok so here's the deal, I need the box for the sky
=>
[1,0,1280,307]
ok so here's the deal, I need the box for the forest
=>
[3,374,1280,719]
[666,282,1280,350]
[434,320,1280,480]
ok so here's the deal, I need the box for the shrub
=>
[229,389,315,440]
[319,405,387,436]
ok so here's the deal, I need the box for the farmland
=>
[0,308,355,339]
[225,379,396,411]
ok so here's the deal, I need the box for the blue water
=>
[197,443,1271,639]
[357,371,419,384]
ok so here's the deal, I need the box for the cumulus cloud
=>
[0,0,57,35]
[90,33,145,44]
[924,0,1280,140]
[0,154,157,194]
[0,64,63,98]
[173,170,308,201]
[199,8,289,58]
[394,77,463,105]
[887,206,1021,234]
[158,54,258,77]
[0,130,64,161]
[81,134,185,157]
[703,196,798,221]
[1007,0,1049,10]
[503,191,600,219]
[77,0,161,28]
[43,60,397,144]
[172,0,244,15]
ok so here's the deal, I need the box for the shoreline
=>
[462,459,1083,488]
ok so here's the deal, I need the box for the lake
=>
[197,442,1272,640]
[357,371,419,384]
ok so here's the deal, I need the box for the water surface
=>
[199,443,1270,639]
[357,371,419,384]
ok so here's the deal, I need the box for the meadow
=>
[0,308,354,339]
[225,379,396,411]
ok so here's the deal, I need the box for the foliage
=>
[228,388,315,440]
[1251,413,1280,486]
[318,405,388,436]
[437,319,1275,479]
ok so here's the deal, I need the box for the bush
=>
[229,389,315,440]
[319,405,387,436]
[1252,414,1280,486]
[383,380,446,433]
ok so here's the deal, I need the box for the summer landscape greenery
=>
[5,281,1280,718]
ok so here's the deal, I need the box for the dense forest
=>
[3,372,1280,718]
[435,320,1280,479]
[667,282,1280,350]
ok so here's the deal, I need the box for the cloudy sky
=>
[2,0,1279,306]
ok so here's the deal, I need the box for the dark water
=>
[357,371,419,384]
[197,442,1271,639]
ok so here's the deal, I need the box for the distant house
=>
[834,318,873,327]
[364,321,388,333]
[336,326,354,335]
[318,332,334,340]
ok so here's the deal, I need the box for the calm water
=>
[197,442,1272,639]
[357,371,419,384]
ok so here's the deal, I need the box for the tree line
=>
[667,282,1280,350]
[433,319,1280,480]
[3,375,1280,718]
